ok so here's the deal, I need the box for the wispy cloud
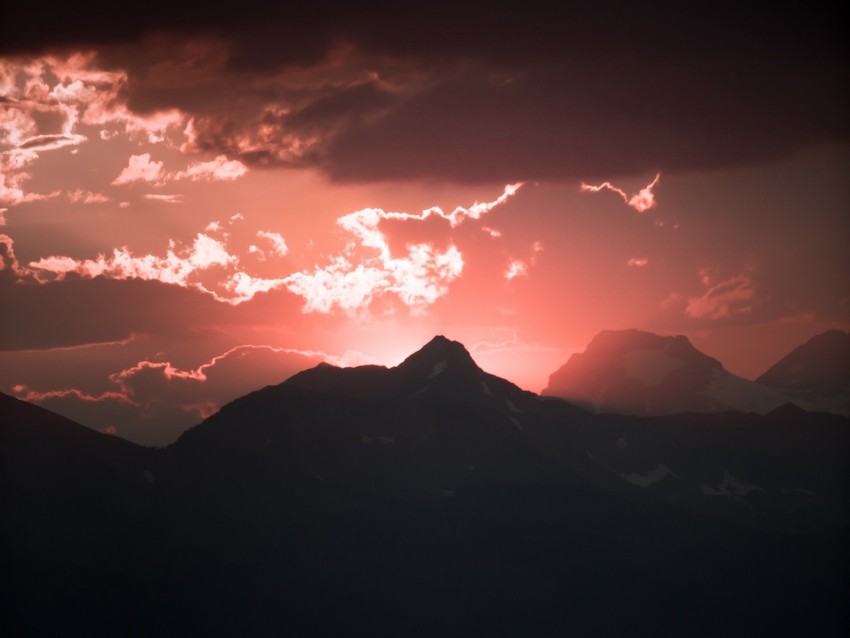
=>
[685,271,757,320]
[172,155,248,182]
[67,189,109,204]
[143,193,184,204]
[285,183,522,313]
[16,185,522,308]
[581,173,660,212]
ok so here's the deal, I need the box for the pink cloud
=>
[172,154,248,182]
[0,153,62,205]
[17,133,87,152]
[15,185,521,308]
[144,194,183,204]
[114,153,247,188]
[113,153,166,185]
[11,384,133,405]
[256,230,288,256]
[685,273,757,320]
[109,344,329,391]
[0,233,20,271]
[27,232,236,296]
[67,189,109,204]
[505,259,528,280]
[581,173,660,212]
[1,54,184,166]
[504,241,543,281]
[627,257,649,268]
[283,184,521,314]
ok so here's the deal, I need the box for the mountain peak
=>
[396,335,480,375]
[542,329,785,416]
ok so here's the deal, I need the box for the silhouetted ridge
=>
[284,335,483,400]
[3,340,849,637]
[395,334,481,376]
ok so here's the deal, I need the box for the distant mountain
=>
[542,329,788,416]
[757,329,850,416]
[2,341,849,637]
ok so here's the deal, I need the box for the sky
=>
[1,3,847,445]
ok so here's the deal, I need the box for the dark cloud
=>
[0,275,309,351]
[4,3,846,181]
[321,61,847,182]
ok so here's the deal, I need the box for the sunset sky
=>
[1,3,847,445]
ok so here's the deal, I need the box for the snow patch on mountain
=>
[699,469,764,496]
[620,464,681,487]
[505,399,523,413]
[429,360,448,378]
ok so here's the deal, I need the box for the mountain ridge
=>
[2,337,848,636]
[541,329,843,417]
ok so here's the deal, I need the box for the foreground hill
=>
[2,339,848,637]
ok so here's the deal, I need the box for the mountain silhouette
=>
[757,329,850,416]
[2,339,848,637]
[543,329,788,416]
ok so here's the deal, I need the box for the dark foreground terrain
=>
[2,337,848,637]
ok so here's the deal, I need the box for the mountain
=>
[2,340,849,637]
[757,329,850,416]
[542,329,788,416]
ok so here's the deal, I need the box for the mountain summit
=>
[542,329,786,415]
[283,335,483,400]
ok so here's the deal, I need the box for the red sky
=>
[1,3,847,445]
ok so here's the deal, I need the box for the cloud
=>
[504,241,543,281]
[17,133,87,151]
[0,53,184,165]
[113,153,165,185]
[0,154,62,205]
[0,233,20,271]
[505,260,527,280]
[9,343,329,444]
[11,183,521,309]
[580,173,660,212]
[255,230,288,257]
[2,8,845,184]
[284,183,522,313]
[67,189,109,204]
[0,208,6,226]
[144,193,183,204]
[12,384,133,405]
[685,273,758,320]
[0,275,237,350]
[171,154,248,181]
[627,257,648,268]
[26,231,237,298]
[114,152,248,187]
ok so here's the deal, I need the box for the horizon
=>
[1,4,847,445]
[6,326,847,447]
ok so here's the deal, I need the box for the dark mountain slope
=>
[2,337,848,637]
[758,329,850,415]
